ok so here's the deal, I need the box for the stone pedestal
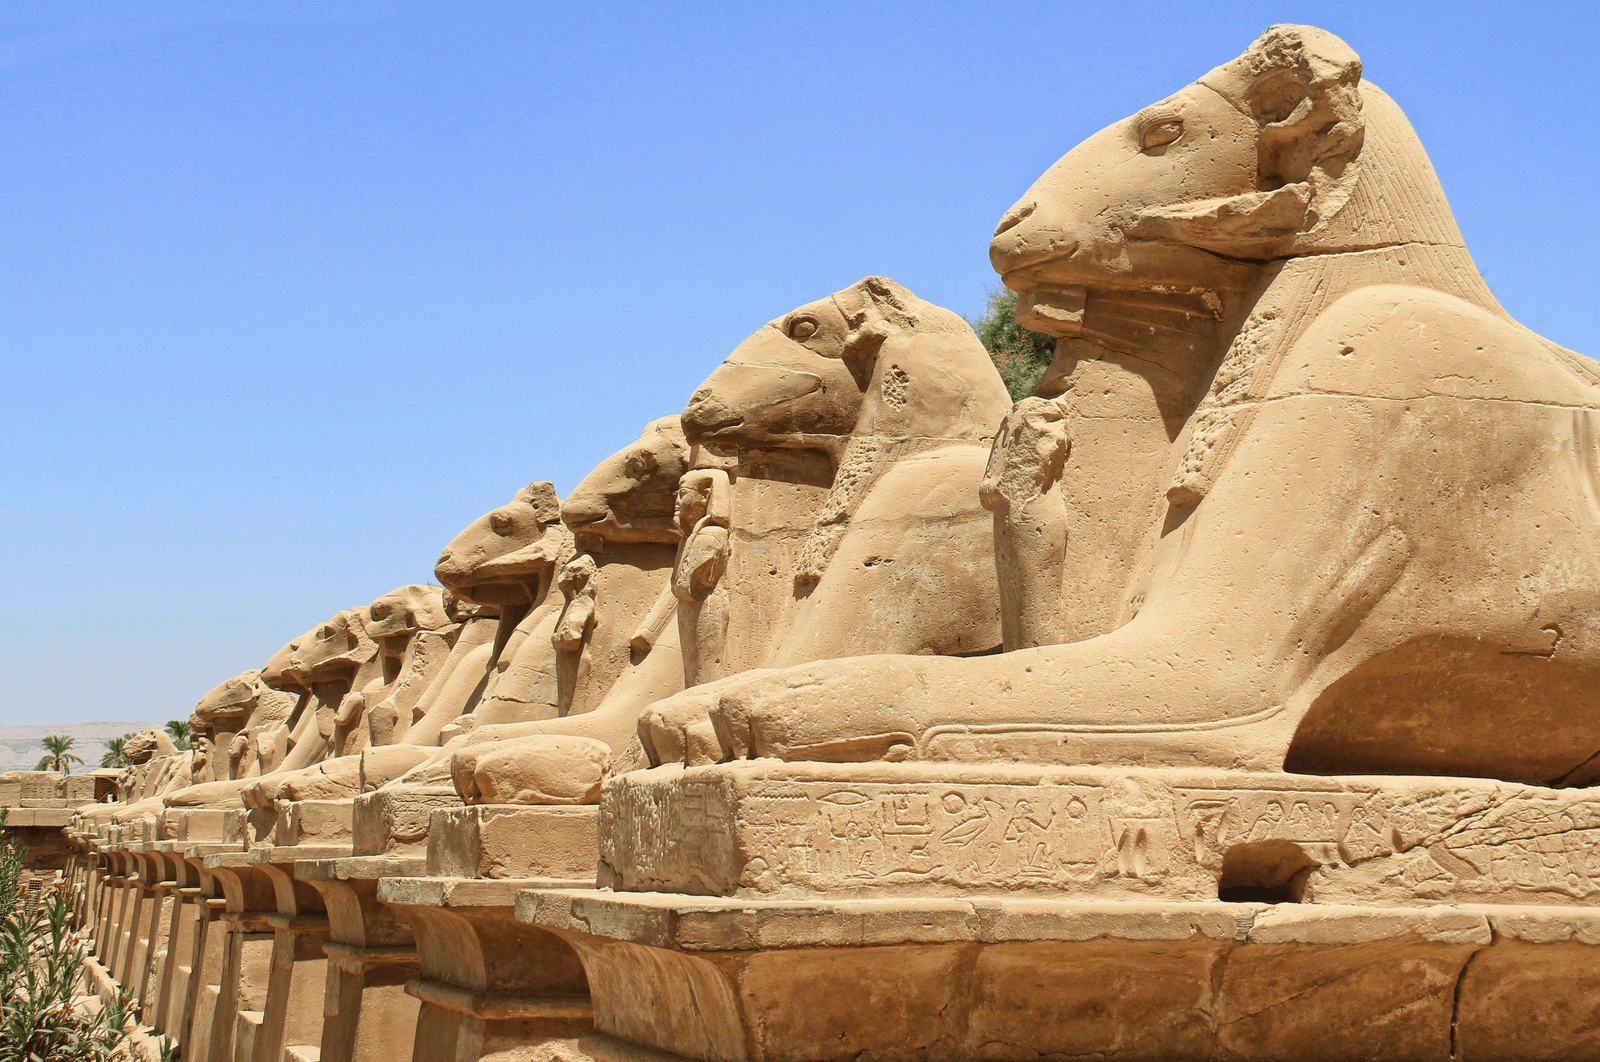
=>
[522,891,1600,1062]
[175,842,244,1062]
[276,798,353,847]
[597,762,1600,907]
[67,833,98,932]
[200,852,279,1062]
[185,896,229,1062]
[298,854,428,1062]
[352,788,462,856]
[125,846,180,1024]
[379,877,593,1062]
[513,761,1600,1061]
[164,808,248,846]
[370,804,601,1062]
[159,883,205,1042]
[250,844,348,1062]
[117,854,160,991]
[123,857,163,995]
[97,855,134,970]
[428,805,600,881]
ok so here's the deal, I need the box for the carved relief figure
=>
[647,26,1600,786]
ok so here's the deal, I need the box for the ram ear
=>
[1225,27,1365,189]
[830,276,919,357]
[514,481,564,526]
[1140,25,1364,259]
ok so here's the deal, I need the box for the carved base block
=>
[353,789,462,856]
[276,799,354,846]
[602,763,1600,907]
[523,890,1600,1062]
[426,805,599,881]
[154,808,253,847]
[3,808,75,827]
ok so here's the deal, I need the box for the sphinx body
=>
[446,282,1013,791]
[100,729,192,828]
[393,420,695,800]
[654,26,1600,787]
[169,588,455,810]
[629,277,1012,763]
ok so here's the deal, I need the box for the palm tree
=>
[35,734,84,776]
[100,735,134,769]
[165,719,192,751]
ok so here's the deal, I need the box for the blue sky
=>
[2,1,1595,725]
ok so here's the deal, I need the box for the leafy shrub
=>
[0,813,130,1061]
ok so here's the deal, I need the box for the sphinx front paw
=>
[710,659,925,763]
[637,688,726,767]
[451,735,609,805]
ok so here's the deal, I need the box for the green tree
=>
[33,735,82,777]
[165,719,192,751]
[100,734,135,769]
[969,285,1057,402]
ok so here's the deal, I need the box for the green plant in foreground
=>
[0,812,130,1061]
[35,735,84,777]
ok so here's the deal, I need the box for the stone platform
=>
[521,891,1600,1062]
[506,762,1600,1060]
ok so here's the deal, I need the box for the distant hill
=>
[0,721,163,773]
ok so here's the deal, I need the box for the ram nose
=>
[990,197,1084,278]
[681,389,742,439]
[994,199,1035,237]
[434,548,469,588]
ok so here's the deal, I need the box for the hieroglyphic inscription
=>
[1295,789,1600,905]
[1172,789,1359,868]
[738,783,1115,891]
[601,769,1600,904]
[1425,797,1600,899]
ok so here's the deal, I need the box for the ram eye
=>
[1141,119,1183,150]
[489,512,516,536]
[788,316,819,340]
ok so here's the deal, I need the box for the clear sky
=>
[2,1,1595,726]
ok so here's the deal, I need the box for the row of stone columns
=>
[64,802,598,1062]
